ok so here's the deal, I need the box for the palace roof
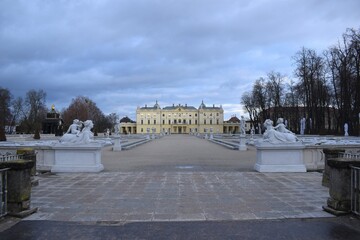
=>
[120,116,135,123]
[139,101,222,110]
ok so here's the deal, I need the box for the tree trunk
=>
[0,126,6,141]
[33,129,40,139]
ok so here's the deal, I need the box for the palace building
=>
[119,101,250,135]
[135,101,224,134]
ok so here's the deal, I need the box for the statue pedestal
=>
[112,137,122,151]
[51,144,104,173]
[0,160,38,217]
[239,135,247,151]
[323,158,360,215]
[254,142,306,172]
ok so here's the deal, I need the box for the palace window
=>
[210,119,213,124]
[148,119,150,124]
[168,120,171,124]
[154,120,156,124]
[189,120,192,124]
[163,120,165,124]
[141,120,143,124]
[195,119,198,124]
[204,119,206,124]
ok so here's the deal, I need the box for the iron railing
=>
[351,165,360,216]
[0,168,9,218]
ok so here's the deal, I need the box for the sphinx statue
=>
[60,120,94,144]
[263,118,298,144]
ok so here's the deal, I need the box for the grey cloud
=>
[0,0,359,118]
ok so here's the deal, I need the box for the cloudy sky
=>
[1,0,359,120]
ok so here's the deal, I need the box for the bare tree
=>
[266,71,285,120]
[10,97,24,131]
[283,80,301,132]
[346,28,360,135]
[241,74,286,129]
[252,77,267,122]
[241,91,257,124]
[20,89,47,138]
[324,28,360,135]
[242,28,359,135]
[293,47,329,133]
[62,96,107,135]
[0,87,12,141]
[106,113,119,133]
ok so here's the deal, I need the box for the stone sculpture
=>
[263,119,298,144]
[344,123,349,136]
[258,123,262,134]
[60,120,94,144]
[114,121,120,135]
[240,116,246,135]
[65,119,82,135]
[300,117,306,135]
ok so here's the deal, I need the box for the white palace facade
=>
[119,101,251,135]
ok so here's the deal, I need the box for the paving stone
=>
[25,171,331,222]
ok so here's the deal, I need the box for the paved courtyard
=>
[26,171,331,222]
[25,135,332,222]
[101,134,256,172]
[3,134,360,239]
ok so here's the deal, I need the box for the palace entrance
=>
[172,126,187,134]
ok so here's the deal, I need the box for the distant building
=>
[223,115,252,134]
[42,104,64,136]
[136,101,224,134]
[119,116,136,134]
[118,101,250,135]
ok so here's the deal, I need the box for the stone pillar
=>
[239,135,247,151]
[113,137,122,151]
[16,148,36,177]
[322,149,345,187]
[0,160,38,217]
[323,158,360,215]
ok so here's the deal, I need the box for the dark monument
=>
[42,105,64,136]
